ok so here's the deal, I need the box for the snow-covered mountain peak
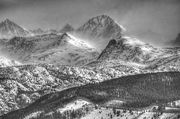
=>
[76,15,125,50]
[98,36,158,62]
[0,19,30,39]
[77,15,123,39]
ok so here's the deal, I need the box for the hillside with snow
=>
[1,72,180,119]
[0,33,99,66]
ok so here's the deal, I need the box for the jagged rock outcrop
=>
[88,36,180,72]
[0,15,180,119]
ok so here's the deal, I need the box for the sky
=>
[0,0,180,46]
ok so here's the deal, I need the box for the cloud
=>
[106,0,180,46]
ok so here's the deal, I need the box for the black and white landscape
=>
[0,0,180,119]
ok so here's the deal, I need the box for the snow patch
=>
[57,99,90,113]
[67,33,94,49]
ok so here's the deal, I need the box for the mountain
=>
[85,35,180,75]
[0,19,30,39]
[1,15,180,119]
[25,33,99,65]
[60,24,74,33]
[1,71,180,119]
[0,33,99,66]
[97,36,158,63]
[76,15,125,49]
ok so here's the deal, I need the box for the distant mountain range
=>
[0,15,126,65]
[0,15,125,50]
[0,15,180,74]
[0,15,180,70]
[0,15,180,119]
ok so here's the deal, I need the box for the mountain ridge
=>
[0,33,99,66]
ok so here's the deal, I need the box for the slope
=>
[1,71,180,119]
[76,15,125,50]
[0,33,99,66]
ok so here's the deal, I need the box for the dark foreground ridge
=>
[1,71,180,119]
